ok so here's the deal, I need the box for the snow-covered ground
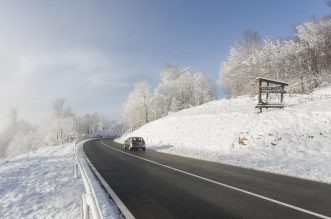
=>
[0,143,84,218]
[117,86,331,183]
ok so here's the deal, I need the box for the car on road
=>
[124,137,146,151]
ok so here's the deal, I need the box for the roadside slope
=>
[0,143,84,218]
[117,86,331,183]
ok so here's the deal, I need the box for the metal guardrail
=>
[74,138,134,219]
[74,139,102,219]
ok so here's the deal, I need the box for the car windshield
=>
[133,137,143,142]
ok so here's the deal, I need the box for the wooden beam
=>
[256,77,289,86]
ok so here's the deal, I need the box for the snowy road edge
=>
[83,140,135,219]
[75,138,123,219]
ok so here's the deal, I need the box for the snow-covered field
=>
[117,86,331,183]
[0,143,84,218]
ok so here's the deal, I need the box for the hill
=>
[117,86,331,183]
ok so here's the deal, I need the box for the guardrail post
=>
[82,194,90,219]
[74,162,78,179]
[75,139,108,219]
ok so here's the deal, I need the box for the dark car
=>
[124,137,146,151]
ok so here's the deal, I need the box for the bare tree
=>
[52,98,73,119]
[238,30,262,53]
[9,108,17,128]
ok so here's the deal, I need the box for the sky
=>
[0,0,330,126]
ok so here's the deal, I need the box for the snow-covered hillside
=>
[117,86,331,183]
[0,143,84,218]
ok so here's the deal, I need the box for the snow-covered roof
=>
[256,77,289,85]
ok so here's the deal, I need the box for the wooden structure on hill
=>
[255,77,289,113]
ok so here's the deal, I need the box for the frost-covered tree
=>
[122,65,216,129]
[122,81,152,130]
[220,17,331,96]
[192,73,216,105]
[122,65,216,130]
[152,66,182,115]
[0,109,36,158]
[109,120,124,135]
[44,98,77,145]
[42,116,76,145]
[77,113,99,135]
[219,30,262,96]
[98,114,111,131]
[0,101,120,158]
[296,18,331,88]
[151,65,215,117]
[52,98,73,119]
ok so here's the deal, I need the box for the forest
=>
[122,65,217,131]
[220,16,331,96]
[0,98,123,159]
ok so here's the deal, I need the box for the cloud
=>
[0,46,133,126]
[0,1,159,127]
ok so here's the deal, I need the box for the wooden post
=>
[280,85,284,102]
[258,79,262,104]
[257,78,262,113]
[266,82,269,102]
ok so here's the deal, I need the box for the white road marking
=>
[100,140,331,219]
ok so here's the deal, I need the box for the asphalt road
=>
[83,139,331,219]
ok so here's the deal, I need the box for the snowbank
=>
[0,143,84,218]
[75,139,122,219]
[117,86,331,183]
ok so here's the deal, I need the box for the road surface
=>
[83,138,331,219]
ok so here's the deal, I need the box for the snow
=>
[117,86,331,183]
[75,139,122,219]
[0,143,85,218]
[88,130,119,138]
[256,77,289,85]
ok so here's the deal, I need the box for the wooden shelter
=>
[255,77,289,113]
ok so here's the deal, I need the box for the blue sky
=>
[0,0,330,124]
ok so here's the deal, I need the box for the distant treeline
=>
[220,16,331,96]
[122,66,217,131]
[0,99,123,159]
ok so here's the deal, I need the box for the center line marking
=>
[100,140,330,219]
